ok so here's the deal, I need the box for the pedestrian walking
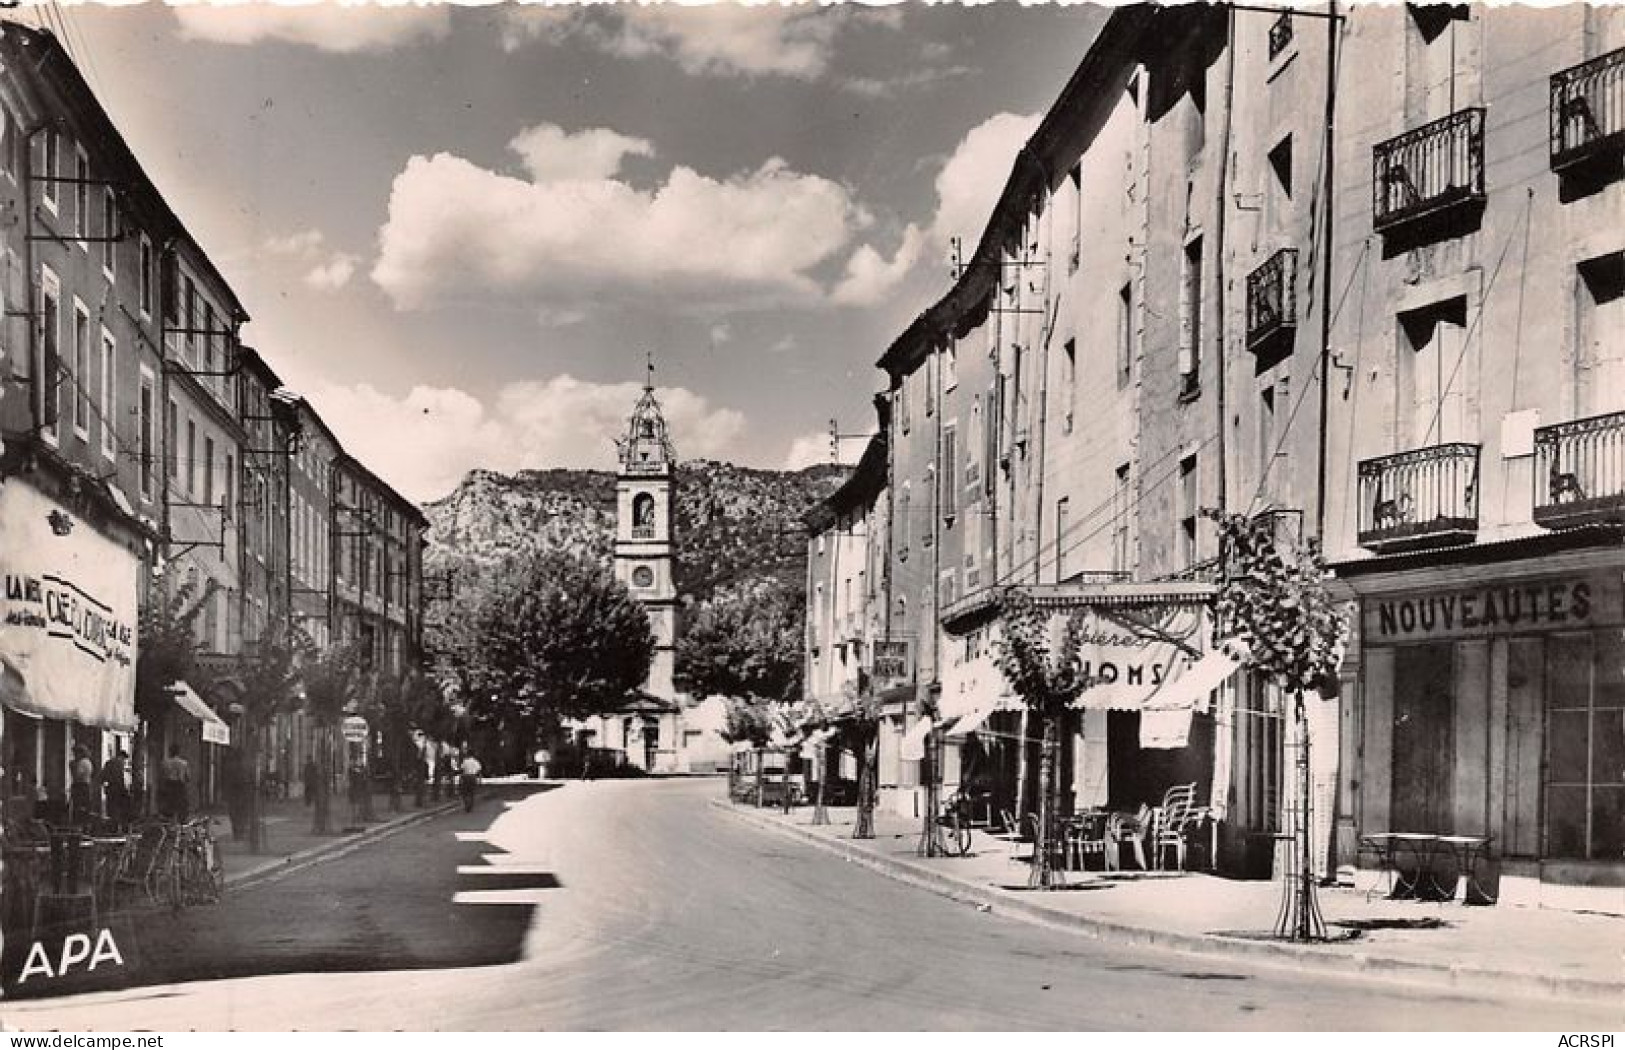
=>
[458,752,482,812]
[347,761,368,827]
[159,744,191,822]
[101,748,131,829]
[69,745,96,826]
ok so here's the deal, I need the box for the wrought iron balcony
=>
[1533,410,1625,530]
[1356,443,1480,553]
[1268,11,1293,61]
[1245,248,1298,357]
[1551,47,1625,173]
[1372,109,1486,233]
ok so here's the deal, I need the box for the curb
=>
[225,800,462,892]
[714,799,1622,1006]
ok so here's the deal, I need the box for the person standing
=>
[159,744,191,822]
[68,746,97,826]
[458,752,482,812]
[101,749,131,829]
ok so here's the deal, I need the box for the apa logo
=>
[17,929,125,983]
[1557,1037,1615,1048]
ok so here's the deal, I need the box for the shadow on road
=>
[2,783,558,1001]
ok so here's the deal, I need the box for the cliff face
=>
[422,461,848,606]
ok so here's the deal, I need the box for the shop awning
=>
[1137,648,1244,749]
[169,681,231,746]
[0,483,139,731]
[1,654,26,710]
[899,716,934,761]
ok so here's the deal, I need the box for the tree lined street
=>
[5,779,1615,1031]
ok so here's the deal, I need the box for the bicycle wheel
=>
[164,848,184,912]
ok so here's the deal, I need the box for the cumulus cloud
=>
[500,5,868,80]
[263,227,359,292]
[371,127,867,313]
[832,223,928,307]
[929,111,1041,251]
[829,110,1038,310]
[508,124,655,183]
[304,253,359,291]
[263,228,326,256]
[173,2,451,53]
[304,375,749,502]
[782,431,834,472]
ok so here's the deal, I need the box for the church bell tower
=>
[615,357,678,700]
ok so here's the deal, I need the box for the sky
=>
[46,1,1111,503]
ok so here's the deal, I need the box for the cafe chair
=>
[1152,783,1198,871]
[1110,806,1151,870]
[1067,812,1114,871]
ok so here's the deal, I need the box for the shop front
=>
[1340,545,1625,910]
[0,480,140,815]
[939,583,1244,869]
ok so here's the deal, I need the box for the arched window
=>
[632,492,655,530]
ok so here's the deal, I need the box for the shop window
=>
[1544,631,1625,861]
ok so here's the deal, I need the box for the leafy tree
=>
[1207,509,1348,940]
[301,642,363,834]
[992,588,1090,889]
[675,580,803,705]
[231,624,306,852]
[468,551,655,731]
[133,578,206,813]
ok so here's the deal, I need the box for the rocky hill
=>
[422,460,849,608]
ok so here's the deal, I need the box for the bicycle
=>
[176,818,222,906]
[934,792,974,856]
[142,817,221,911]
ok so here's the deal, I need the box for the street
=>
[3,778,1619,1031]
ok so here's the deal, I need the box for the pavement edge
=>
[225,799,463,891]
[712,798,1622,1007]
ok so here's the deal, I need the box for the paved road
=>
[4,778,1619,1030]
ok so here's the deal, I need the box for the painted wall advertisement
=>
[0,483,139,730]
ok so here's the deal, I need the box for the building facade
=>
[0,23,433,822]
[817,4,1624,906]
[1319,5,1625,908]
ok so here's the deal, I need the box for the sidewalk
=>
[205,787,461,888]
[716,799,1625,1006]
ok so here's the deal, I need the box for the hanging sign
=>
[0,483,138,730]
[342,715,369,742]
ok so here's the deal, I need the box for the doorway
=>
[1391,643,1455,833]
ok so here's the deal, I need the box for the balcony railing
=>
[1372,108,1486,233]
[1245,248,1298,355]
[1533,410,1625,530]
[1551,47,1625,172]
[631,524,656,540]
[1356,443,1481,553]
[1268,11,1293,61]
